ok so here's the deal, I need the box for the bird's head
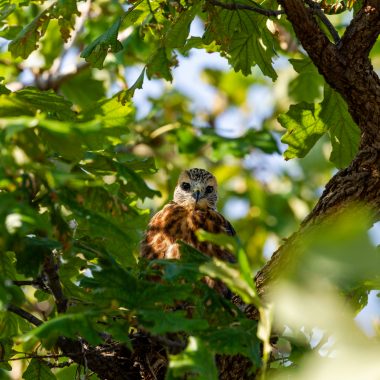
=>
[173,168,218,210]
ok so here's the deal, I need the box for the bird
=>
[140,168,236,264]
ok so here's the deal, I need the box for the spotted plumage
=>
[141,168,236,263]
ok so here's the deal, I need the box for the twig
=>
[12,278,51,293]
[1,353,71,362]
[44,359,74,368]
[207,0,284,17]
[7,305,43,327]
[305,0,340,44]
[43,254,68,313]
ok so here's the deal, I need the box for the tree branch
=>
[43,254,68,313]
[12,278,51,293]
[339,0,380,58]
[7,302,144,379]
[7,304,43,327]
[277,0,335,58]
[207,0,284,17]
[305,0,340,44]
[256,0,380,298]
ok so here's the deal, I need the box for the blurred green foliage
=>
[0,0,378,378]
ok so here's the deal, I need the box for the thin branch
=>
[12,278,51,293]
[277,0,334,60]
[1,353,72,362]
[44,359,74,368]
[207,0,284,17]
[7,305,43,327]
[305,0,340,45]
[43,254,68,313]
[12,280,40,287]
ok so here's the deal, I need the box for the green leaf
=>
[16,237,60,278]
[202,128,279,159]
[8,10,50,59]
[229,29,277,79]
[279,102,327,160]
[40,20,64,69]
[0,252,17,284]
[8,0,79,59]
[82,95,134,127]
[14,87,75,120]
[200,319,260,364]
[176,128,205,154]
[204,2,277,79]
[0,3,16,23]
[23,358,56,380]
[161,242,210,282]
[146,48,173,81]
[0,338,13,371]
[0,313,18,339]
[140,310,208,334]
[80,17,123,69]
[200,259,258,305]
[0,78,10,95]
[117,67,145,105]
[50,0,80,42]
[116,162,160,200]
[121,0,149,28]
[60,70,106,110]
[289,57,324,103]
[22,312,102,349]
[0,252,24,307]
[165,4,200,49]
[60,198,137,267]
[320,85,360,168]
[168,336,218,380]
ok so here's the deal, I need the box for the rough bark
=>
[255,0,380,295]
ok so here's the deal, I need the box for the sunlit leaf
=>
[204,1,277,79]
[117,68,145,105]
[289,57,324,103]
[279,102,327,160]
[23,358,56,380]
[203,128,279,159]
[146,48,173,81]
[165,3,201,49]
[8,10,50,58]
[168,336,218,380]
[200,259,259,305]
[50,0,79,42]
[81,17,123,69]
[320,85,360,168]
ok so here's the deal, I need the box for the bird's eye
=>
[181,182,191,191]
[205,185,214,194]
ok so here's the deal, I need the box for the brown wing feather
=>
[140,202,235,263]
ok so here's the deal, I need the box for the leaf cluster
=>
[0,0,378,379]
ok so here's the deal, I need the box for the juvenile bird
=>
[141,168,235,263]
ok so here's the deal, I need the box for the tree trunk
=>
[256,0,380,296]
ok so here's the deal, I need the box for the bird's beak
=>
[193,190,201,203]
